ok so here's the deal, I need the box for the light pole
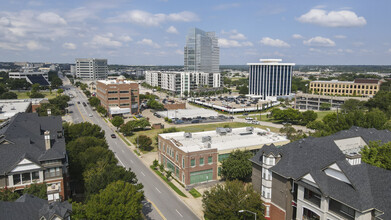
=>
[238,209,257,220]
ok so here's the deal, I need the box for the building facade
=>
[251,127,391,220]
[158,127,288,186]
[145,71,221,96]
[0,113,69,202]
[9,71,48,81]
[184,28,219,73]
[248,59,295,100]
[309,79,382,97]
[96,76,139,116]
[294,92,370,110]
[75,58,108,80]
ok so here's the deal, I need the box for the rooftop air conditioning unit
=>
[246,127,254,132]
[202,136,211,143]
[184,132,192,138]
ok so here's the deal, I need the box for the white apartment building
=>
[75,58,108,80]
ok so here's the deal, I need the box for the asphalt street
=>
[63,83,200,220]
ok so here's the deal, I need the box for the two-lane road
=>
[64,84,200,220]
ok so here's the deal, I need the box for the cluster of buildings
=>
[7,63,56,86]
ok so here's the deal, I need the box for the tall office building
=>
[184,28,219,73]
[75,58,108,80]
[247,59,295,100]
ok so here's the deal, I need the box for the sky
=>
[0,0,390,65]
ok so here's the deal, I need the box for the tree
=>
[50,77,63,89]
[183,91,188,97]
[361,141,391,170]
[301,110,317,125]
[31,83,40,93]
[63,122,105,143]
[83,180,144,220]
[0,188,20,201]
[147,99,164,110]
[320,103,331,110]
[221,150,253,181]
[23,183,47,200]
[239,85,249,95]
[97,105,107,116]
[120,119,150,136]
[166,171,172,180]
[112,116,124,130]
[0,91,17,99]
[202,180,265,220]
[137,135,152,151]
[341,99,365,112]
[29,92,45,98]
[88,97,101,108]
[152,159,159,168]
[57,88,64,95]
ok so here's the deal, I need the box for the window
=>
[208,156,212,164]
[108,97,118,100]
[200,157,204,166]
[120,91,129,93]
[120,97,129,100]
[176,153,178,162]
[265,206,270,217]
[13,174,21,185]
[191,159,195,167]
[32,171,39,181]
[22,173,31,184]
[304,188,321,208]
[182,158,185,168]
[108,91,118,94]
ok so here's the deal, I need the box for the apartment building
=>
[158,127,288,186]
[144,71,221,96]
[247,59,295,100]
[96,76,139,116]
[75,58,108,80]
[294,92,370,110]
[251,126,391,220]
[0,113,68,202]
[309,79,382,97]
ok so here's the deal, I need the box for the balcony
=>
[304,188,321,208]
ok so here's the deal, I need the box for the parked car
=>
[174,119,184,124]
[136,114,143,118]
[243,113,248,116]
[191,119,200,123]
[89,114,93,117]
[246,117,253,120]
[111,134,116,138]
[77,101,80,104]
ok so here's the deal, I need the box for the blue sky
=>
[0,0,390,65]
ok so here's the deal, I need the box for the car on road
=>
[77,101,80,104]
[111,134,116,138]
[243,113,248,116]
[82,102,87,107]
[191,119,200,123]
[245,117,253,120]
[88,114,93,117]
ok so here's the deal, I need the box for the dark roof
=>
[0,113,66,175]
[251,126,391,218]
[0,194,71,220]
[353,78,380,84]
[26,75,50,86]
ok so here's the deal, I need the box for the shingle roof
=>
[0,113,66,175]
[251,126,391,218]
[0,194,71,220]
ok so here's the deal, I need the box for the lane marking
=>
[155,187,161,193]
[130,159,134,164]
[116,156,125,167]
[146,198,167,220]
[141,171,145,176]
[176,209,183,218]
[75,101,86,122]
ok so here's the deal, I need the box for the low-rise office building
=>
[0,113,69,202]
[294,92,369,110]
[309,79,382,97]
[158,127,288,186]
[251,126,391,220]
[96,76,139,116]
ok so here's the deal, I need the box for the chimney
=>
[44,130,51,150]
[47,109,51,116]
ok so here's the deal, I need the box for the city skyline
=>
[0,0,390,65]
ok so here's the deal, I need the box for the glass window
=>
[191,159,195,167]
[200,157,204,166]
[182,158,185,168]
[176,153,178,162]
[13,174,21,185]
[32,171,39,181]
[22,173,31,184]
[208,156,212,164]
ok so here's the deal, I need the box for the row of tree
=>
[271,108,317,126]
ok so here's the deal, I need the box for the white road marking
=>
[116,156,125,166]
[130,159,134,164]
[176,209,183,218]
[141,171,145,176]
[155,187,161,193]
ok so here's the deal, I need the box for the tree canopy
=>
[221,150,253,182]
[63,122,105,143]
[112,116,124,130]
[361,141,391,170]
[120,119,150,136]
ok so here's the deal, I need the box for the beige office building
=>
[309,79,382,97]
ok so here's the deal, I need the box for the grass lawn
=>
[315,110,336,121]
[189,188,202,198]
[15,91,57,99]
[126,122,280,153]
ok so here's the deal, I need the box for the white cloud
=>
[218,38,253,48]
[221,29,247,40]
[86,35,122,48]
[297,9,366,27]
[260,37,290,47]
[292,34,304,39]
[36,12,67,25]
[213,3,240,11]
[107,10,198,26]
[137,38,160,48]
[118,35,133,42]
[165,42,178,47]
[26,40,46,50]
[334,35,346,39]
[166,26,178,34]
[62,42,76,50]
[303,36,336,47]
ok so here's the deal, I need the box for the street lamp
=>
[238,209,257,220]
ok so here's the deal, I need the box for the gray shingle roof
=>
[251,126,391,218]
[0,113,66,175]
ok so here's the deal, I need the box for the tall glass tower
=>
[184,28,219,73]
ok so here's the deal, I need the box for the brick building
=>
[158,127,288,186]
[96,76,139,116]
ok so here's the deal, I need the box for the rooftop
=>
[156,108,218,119]
[0,100,31,120]
[247,58,295,66]
[159,127,288,153]
[97,78,138,85]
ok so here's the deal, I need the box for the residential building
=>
[247,59,295,100]
[158,127,288,186]
[309,79,382,97]
[0,113,68,202]
[250,126,391,220]
[144,71,221,96]
[96,75,139,116]
[184,28,219,73]
[75,58,108,80]
[294,92,370,110]
[0,194,72,220]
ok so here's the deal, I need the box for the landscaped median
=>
[149,165,187,197]
[189,188,201,198]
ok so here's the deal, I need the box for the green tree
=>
[202,180,265,220]
[120,119,150,136]
[239,85,249,95]
[31,83,40,93]
[166,170,172,180]
[97,105,107,116]
[183,91,188,97]
[0,91,17,99]
[57,88,64,95]
[221,150,253,181]
[112,116,124,130]
[152,159,159,168]
[0,188,20,201]
[147,99,164,110]
[29,92,45,98]
[361,141,391,170]
[320,103,331,110]
[137,135,152,151]
[88,96,101,107]
[50,77,63,89]
[83,180,144,220]
[63,122,105,143]
[301,110,317,125]
[23,183,47,200]
[341,99,365,112]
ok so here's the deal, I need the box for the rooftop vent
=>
[216,127,227,135]
[246,127,254,132]
[184,132,192,138]
[202,136,211,143]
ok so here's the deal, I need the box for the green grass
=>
[189,188,202,198]
[150,165,187,197]
[15,91,57,99]
[315,110,336,121]
[133,150,141,156]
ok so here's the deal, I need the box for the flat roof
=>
[97,79,137,85]
[311,80,354,84]
[0,100,31,120]
[156,108,218,119]
[159,127,288,153]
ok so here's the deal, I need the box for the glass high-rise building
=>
[247,59,295,100]
[184,28,219,73]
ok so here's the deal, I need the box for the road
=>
[62,83,200,220]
